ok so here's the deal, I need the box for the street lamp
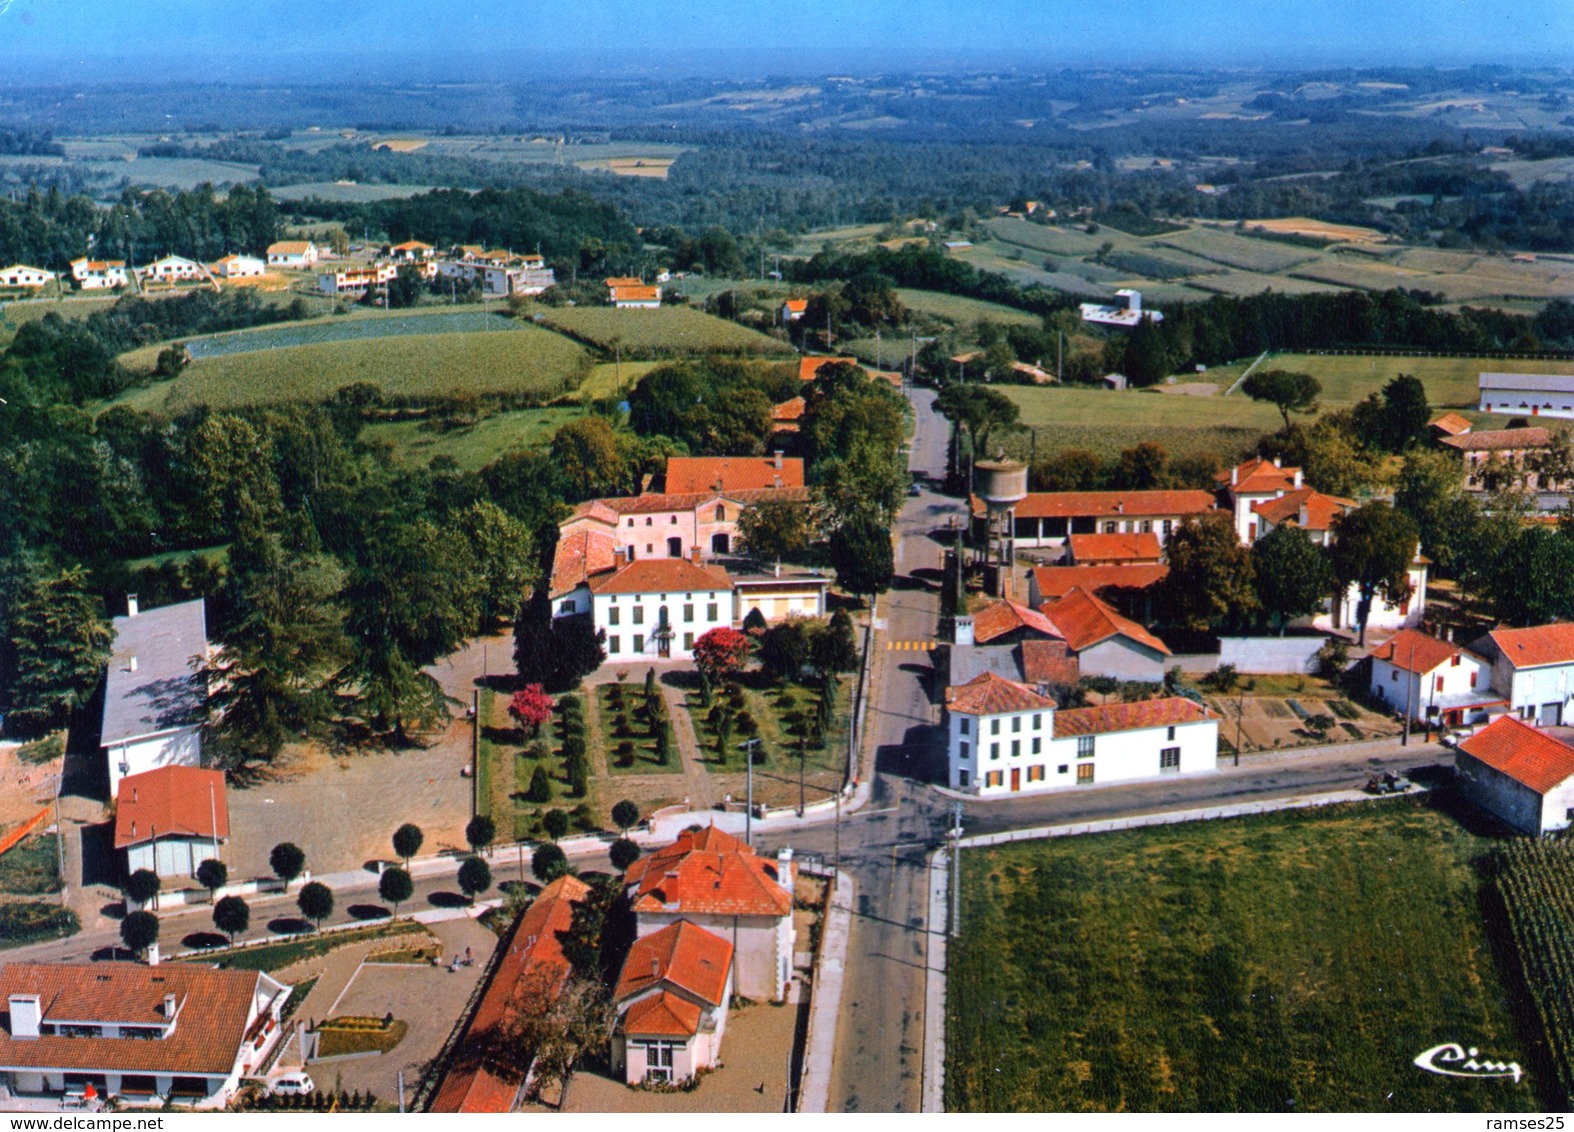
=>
[739,738,762,846]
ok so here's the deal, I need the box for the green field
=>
[578,360,663,402]
[1001,382,1281,463]
[530,305,792,358]
[1254,352,1574,409]
[270,182,444,203]
[111,324,591,413]
[948,800,1546,1112]
[895,288,1043,328]
[364,407,584,470]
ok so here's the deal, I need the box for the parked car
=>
[271,1072,315,1096]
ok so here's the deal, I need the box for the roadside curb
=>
[921,846,948,1114]
[797,870,855,1112]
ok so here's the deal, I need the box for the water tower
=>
[974,457,1027,598]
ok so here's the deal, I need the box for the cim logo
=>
[1414,1043,1523,1083]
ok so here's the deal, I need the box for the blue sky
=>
[3,0,1571,80]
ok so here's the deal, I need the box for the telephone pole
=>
[948,801,964,938]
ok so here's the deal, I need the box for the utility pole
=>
[1402,637,1416,746]
[948,801,964,938]
[740,738,762,846]
[1057,331,1064,384]
[472,689,480,818]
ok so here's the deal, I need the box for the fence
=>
[0,806,50,858]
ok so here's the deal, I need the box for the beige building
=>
[611,921,733,1086]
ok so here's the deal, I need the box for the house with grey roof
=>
[100,597,210,799]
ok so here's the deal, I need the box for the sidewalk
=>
[797,871,854,1113]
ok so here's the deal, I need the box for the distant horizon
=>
[1,0,1570,85]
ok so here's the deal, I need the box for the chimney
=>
[1231,465,1238,485]
[776,846,794,892]
[127,594,139,617]
[773,474,783,489]
[163,993,177,1019]
[8,994,40,1039]
[1273,456,1282,469]
[1293,469,1303,488]
[146,943,160,967]
[132,787,138,804]
[690,547,703,565]
[129,655,139,673]
[614,547,629,569]
[650,957,660,980]
[1115,501,1124,514]
[1299,503,1310,527]
[953,616,975,647]
[773,450,783,469]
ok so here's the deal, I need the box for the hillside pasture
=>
[1157,227,1319,273]
[270,182,443,203]
[529,305,792,358]
[894,287,1044,327]
[363,406,584,470]
[984,218,1107,257]
[948,800,1545,1112]
[1256,352,1574,410]
[1187,271,1343,297]
[1289,257,1432,291]
[112,325,590,413]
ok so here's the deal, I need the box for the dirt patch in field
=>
[1243,216,1387,243]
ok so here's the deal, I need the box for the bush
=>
[614,712,631,737]
[615,740,636,767]
[735,711,758,736]
[0,901,79,945]
[526,766,552,803]
[562,733,586,761]
[610,838,642,871]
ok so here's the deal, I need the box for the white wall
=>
[126,836,220,879]
[735,587,826,623]
[597,588,734,662]
[1369,652,1493,723]
[1501,662,1574,723]
[105,727,202,797]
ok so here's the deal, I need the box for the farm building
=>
[385,240,434,263]
[798,356,859,382]
[1065,532,1163,566]
[265,241,319,269]
[209,255,265,279]
[0,962,291,1109]
[659,453,805,494]
[561,479,810,561]
[436,254,555,296]
[1439,426,1565,493]
[69,257,127,290]
[770,396,806,434]
[623,827,795,1001]
[731,570,830,624]
[781,298,808,322]
[944,672,1216,796]
[1040,586,1172,681]
[0,264,53,289]
[1478,372,1574,420]
[113,766,229,880]
[1027,563,1168,607]
[1079,289,1162,328]
[1367,628,1502,729]
[100,597,210,798]
[1455,715,1574,835]
[611,922,734,1086]
[606,277,661,308]
[969,489,1215,548]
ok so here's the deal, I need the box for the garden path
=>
[661,683,715,811]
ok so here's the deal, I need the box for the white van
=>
[270,1072,315,1096]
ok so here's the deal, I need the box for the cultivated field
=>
[1244,216,1387,243]
[1158,227,1318,272]
[1256,352,1574,409]
[948,800,1546,1112]
[113,325,591,412]
[1000,383,1282,463]
[363,407,586,471]
[270,182,443,203]
[895,287,1045,327]
[529,305,792,358]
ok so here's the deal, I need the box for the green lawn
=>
[529,305,793,359]
[0,836,60,897]
[109,324,591,413]
[578,360,663,402]
[1252,352,1574,410]
[590,683,681,776]
[895,287,1043,328]
[363,407,584,471]
[948,799,1546,1112]
[1000,384,1283,464]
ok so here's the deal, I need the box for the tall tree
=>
[1330,502,1420,645]
[828,519,894,604]
[737,498,813,567]
[1394,450,1465,570]
[1160,512,1258,632]
[0,556,111,732]
[550,417,627,502]
[934,382,1021,471]
[1251,525,1334,634]
[1241,369,1321,431]
[1489,526,1574,626]
[456,501,536,630]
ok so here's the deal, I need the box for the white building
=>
[69,258,128,290]
[612,922,733,1086]
[0,265,54,289]
[1217,457,1304,544]
[1455,714,1574,835]
[589,552,734,662]
[100,597,210,798]
[114,766,228,880]
[1079,289,1163,328]
[1478,372,1574,419]
[317,263,397,296]
[945,672,1217,796]
[0,962,290,1109]
[265,241,318,269]
[1470,623,1574,726]
[209,255,265,279]
[969,489,1216,549]
[1366,629,1503,729]
[136,256,206,284]
[623,827,795,1001]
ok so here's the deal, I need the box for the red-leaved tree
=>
[509,684,554,737]
[693,628,751,684]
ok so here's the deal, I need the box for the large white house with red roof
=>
[1455,714,1574,834]
[611,921,734,1086]
[0,961,290,1109]
[622,826,795,1000]
[1470,623,1574,726]
[1217,456,1304,544]
[944,672,1217,796]
[1367,629,1502,729]
[970,489,1215,549]
[100,597,210,798]
[586,552,735,662]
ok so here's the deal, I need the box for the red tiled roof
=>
[1487,623,1574,669]
[1020,640,1080,686]
[971,599,1064,645]
[798,356,858,381]
[1043,587,1171,656]
[266,241,313,255]
[664,456,805,493]
[621,991,703,1038]
[1218,457,1302,496]
[1251,487,1355,531]
[549,528,621,598]
[605,276,645,287]
[1066,532,1163,564]
[1459,715,1574,795]
[429,875,590,1113]
[1054,696,1215,737]
[1369,629,1480,675]
[1032,564,1169,600]
[970,490,1215,521]
[771,396,806,422]
[623,825,792,918]
[0,962,277,1076]
[783,299,809,313]
[1440,427,1553,453]
[614,921,733,1007]
[612,285,661,303]
[945,671,1055,716]
[1430,412,1473,436]
[588,557,732,596]
[391,240,432,251]
[114,766,228,849]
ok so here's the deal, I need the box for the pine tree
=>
[2,556,112,732]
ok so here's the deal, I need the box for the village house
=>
[100,597,210,799]
[1438,426,1564,493]
[1429,412,1474,441]
[265,241,319,269]
[590,552,735,662]
[1038,586,1172,681]
[944,672,1216,795]
[69,257,128,290]
[1469,623,1574,726]
[770,396,806,435]
[1454,715,1574,835]
[962,598,1063,648]
[781,298,808,322]
[1248,487,1356,547]
[948,637,1080,693]
[611,921,734,1086]
[436,250,556,296]
[798,356,859,382]
[1366,628,1503,729]
[606,276,661,308]
[1216,456,1304,544]
[547,527,620,619]
[657,453,805,495]
[136,256,206,285]
[208,254,265,279]
[317,263,398,297]
[1065,532,1163,566]
[562,480,810,561]
[1478,372,1574,420]
[969,489,1216,549]
[0,265,54,289]
[1079,288,1162,328]
[623,827,795,1001]
[0,962,290,1109]
[429,875,589,1112]
[113,766,228,881]
[385,240,435,263]
[1026,562,1169,613]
